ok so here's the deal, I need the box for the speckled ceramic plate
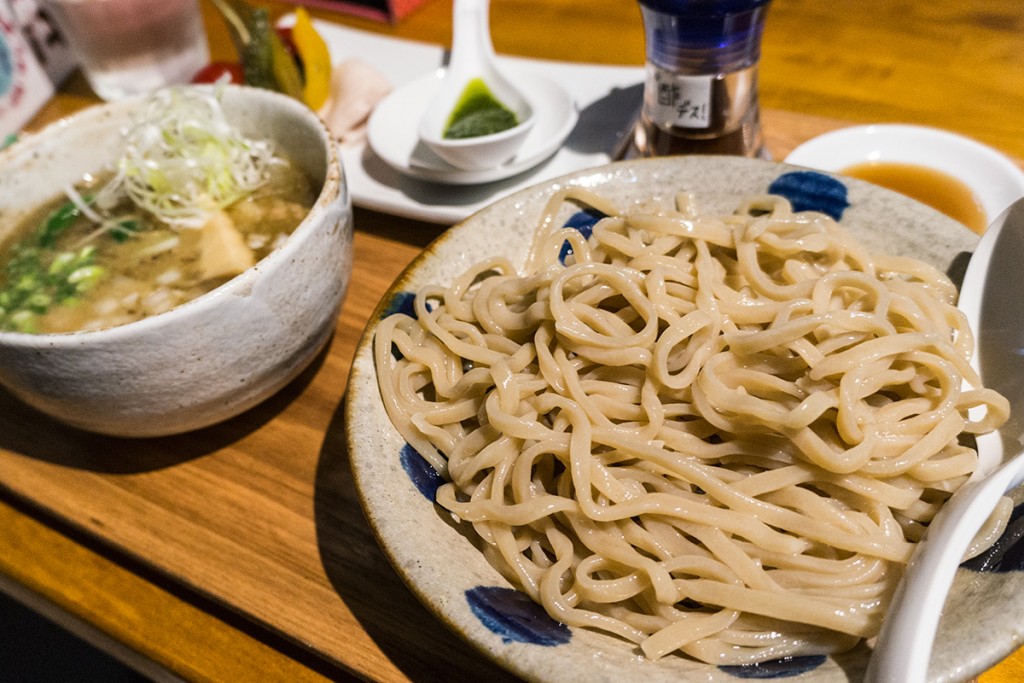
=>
[345,156,1023,683]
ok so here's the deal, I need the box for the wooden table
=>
[2,1,1023,682]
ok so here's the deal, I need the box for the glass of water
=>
[41,0,210,101]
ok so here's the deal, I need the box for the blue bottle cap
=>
[639,0,771,73]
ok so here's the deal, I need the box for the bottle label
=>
[645,65,712,129]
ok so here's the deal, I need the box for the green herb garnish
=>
[443,78,519,140]
[109,219,141,243]
[0,201,109,333]
[38,198,87,248]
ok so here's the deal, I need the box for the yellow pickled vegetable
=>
[292,8,331,110]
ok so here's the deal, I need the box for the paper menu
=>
[0,0,76,138]
[9,0,76,84]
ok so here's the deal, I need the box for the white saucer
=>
[785,124,1024,224]
[367,62,578,185]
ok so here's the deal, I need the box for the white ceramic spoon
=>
[866,197,1024,683]
[416,0,535,171]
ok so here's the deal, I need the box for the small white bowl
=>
[414,0,536,172]
[418,99,535,172]
[368,63,578,185]
[0,85,353,437]
[785,124,1024,225]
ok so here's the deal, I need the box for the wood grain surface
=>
[1,1,1022,682]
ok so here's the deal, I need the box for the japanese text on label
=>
[646,67,712,129]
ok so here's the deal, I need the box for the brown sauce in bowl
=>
[842,161,986,234]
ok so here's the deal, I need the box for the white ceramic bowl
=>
[346,157,1024,683]
[369,63,578,184]
[417,84,535,172]
[0,85,353,437]
[785,123,1024,226]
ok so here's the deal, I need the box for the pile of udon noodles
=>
[374,186,1010,665]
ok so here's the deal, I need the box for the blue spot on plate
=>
[720,655,827,679]
[399,443,445,500]
[380,290,419,319]
[560,208,606,264]
[381,292,434,359]
[466,586,571,646]
[962,501,1024,573]
[768,171,850,221]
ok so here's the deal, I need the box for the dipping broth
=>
[842,161,986,233]
[0,163,314,334]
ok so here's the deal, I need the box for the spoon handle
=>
[865,452,1024,683]
[450,0,494,73]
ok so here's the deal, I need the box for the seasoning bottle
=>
[632,0,772,158]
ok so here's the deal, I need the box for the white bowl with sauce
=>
[368,62,578,185]
[785,124,1024,234]
[0,85,353,437]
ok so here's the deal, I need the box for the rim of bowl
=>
[0,84,342,346]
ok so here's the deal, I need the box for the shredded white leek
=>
[63,183,104,223]
[95,87,280,229]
